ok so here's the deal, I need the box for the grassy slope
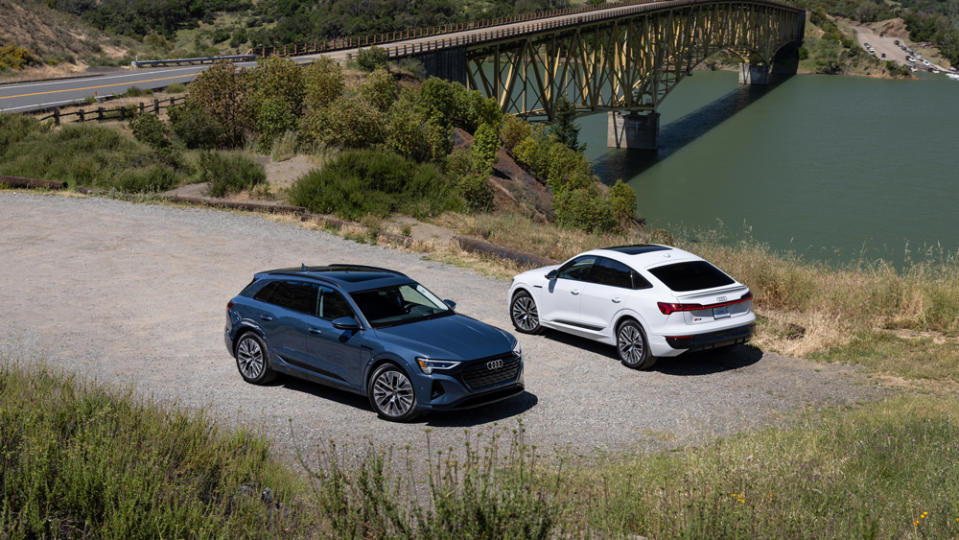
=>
[4,362,959,538]
[0,364,313,537]
[0,0,137,73]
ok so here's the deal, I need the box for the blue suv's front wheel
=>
[368,364,418,422]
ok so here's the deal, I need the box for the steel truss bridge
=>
[460,1,804,121]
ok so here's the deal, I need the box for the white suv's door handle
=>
[571,289,580,295]
[611,297,621,303]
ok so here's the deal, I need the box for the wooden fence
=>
[37,96,187,125]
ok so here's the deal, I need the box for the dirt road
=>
[0,193,883,462]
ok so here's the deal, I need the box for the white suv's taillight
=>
[657,291,753,315]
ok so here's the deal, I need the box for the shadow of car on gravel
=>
[271,377,538,426]
[539,329,762,375]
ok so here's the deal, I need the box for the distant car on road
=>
[226,265,524,421]
[508,245,755,370]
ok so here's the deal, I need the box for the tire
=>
[368,364,419,422]
[616,319,657,370]
[234,332,276,384]
[510,290,542,334]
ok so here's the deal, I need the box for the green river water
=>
[577,71,959,268]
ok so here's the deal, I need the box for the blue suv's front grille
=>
[460,354,520,390]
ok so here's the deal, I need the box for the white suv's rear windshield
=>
[647,261,734,292]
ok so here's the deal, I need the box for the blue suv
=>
[225,265,524,421]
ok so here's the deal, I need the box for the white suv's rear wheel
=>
[617,320,657,370]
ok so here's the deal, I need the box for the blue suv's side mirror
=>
[332,317,361,331]
[443,299,457,310]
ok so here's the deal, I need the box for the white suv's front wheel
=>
[510,291,542,334]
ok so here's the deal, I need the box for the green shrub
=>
[355,46,389,71]
[609,179,637,224]
[114,164,178,192]
[386,106,450,163]
[253,97,297,148]
[300,95,385,148]
[554,186,616,233]
[359,67,399,112]
[416,77,460,127]
[458,174,494,213]
[168,102,225,149]
[499,115,531,151]
[198,151,266,197]
[165,82,187,93]
[122,86,151,97]
[129,113,170,149]
[0,113,43,153]
[0,44,38,71]
[471,123,499,173]
[0,123,183,192]
[289,150,462,219]
[303,57,344,110]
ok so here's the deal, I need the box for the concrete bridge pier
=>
[738,63,770,85]
[607,111,660,149]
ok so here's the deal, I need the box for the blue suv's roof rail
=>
[305,264,407,277]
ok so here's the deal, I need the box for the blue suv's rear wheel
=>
[235,333,276,384]
[368,364,418,422]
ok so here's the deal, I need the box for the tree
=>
[303,57,344,111]
[360,67,399,112]
[549,96,582,151]
[609,179,637,225]
[356,46,389,72]
[185,61,244,147]
[241,56,304,146]
[471,123,499,173]
[301,95,385,148]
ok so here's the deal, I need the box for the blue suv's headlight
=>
[512,341,521,357]
[415,357,460,375]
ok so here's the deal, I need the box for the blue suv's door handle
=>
[260,315,274,321]
[308,328,323,335]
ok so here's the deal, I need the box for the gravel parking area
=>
[0,193,882,462]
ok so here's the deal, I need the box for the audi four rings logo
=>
[486,359,504,370]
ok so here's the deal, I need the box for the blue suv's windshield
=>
[350,283,452,328]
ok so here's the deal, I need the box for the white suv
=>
[508,245,755,369]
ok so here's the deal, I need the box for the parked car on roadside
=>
[508,245,754,370]
[226,265,524,421]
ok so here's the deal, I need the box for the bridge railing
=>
[252,0,664,58]
[254,0,802,60]
[376,0,802,59]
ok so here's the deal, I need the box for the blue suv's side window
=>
[255,280,318,315]
[317,287,354,320]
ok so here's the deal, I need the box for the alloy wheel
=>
[511,295,540,332]
[618,324,646,365]
[372,369,415,418]
[236,336,264,380]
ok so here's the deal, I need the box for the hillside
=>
[0,0,136,79]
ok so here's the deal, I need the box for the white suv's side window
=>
[557,256,596,281]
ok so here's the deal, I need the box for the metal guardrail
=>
[254,0,802,59]
[36,96,186,125]
[131,54,256,68]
